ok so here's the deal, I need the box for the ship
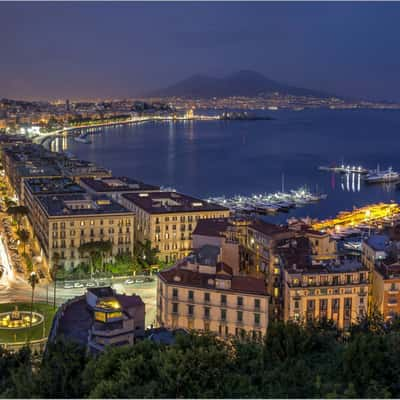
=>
[364,166,400,183]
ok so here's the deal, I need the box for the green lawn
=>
[0,302,56,344]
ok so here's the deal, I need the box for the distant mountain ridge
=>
[149,70,332,99]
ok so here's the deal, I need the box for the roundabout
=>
[0,306,44,329]
[0,302,56,344]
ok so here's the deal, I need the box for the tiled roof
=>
[158,265,267,296]
[192,218,231,237]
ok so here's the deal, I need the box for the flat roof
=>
[365,235,390,252]
[25,177,84,195]
[80,176,160,193]
[122,191,229,214]
[37,193,133,217]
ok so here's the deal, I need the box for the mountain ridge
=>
[148,70,333,99]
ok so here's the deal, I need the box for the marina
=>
[207,186,327,215]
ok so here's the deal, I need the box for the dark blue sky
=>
[1,2,400,101]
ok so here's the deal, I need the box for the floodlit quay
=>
[312,202,400,233]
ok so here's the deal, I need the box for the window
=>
[188,305,194,316]
[204,307,210,319]
[172,303,178,314]
[204,292,210,302]
[204,322,210,331]
[188,290,194,301]
[254,298,260,310]
[294,300,299,309]
[172,288,178,299]
[237,297,243,307]
[346,275,352,284]
[221,309,226,321]
[237,311,243,322]
[254,313,260,325]
[221,294,227,305]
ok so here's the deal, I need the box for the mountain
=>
[148,70,332,99]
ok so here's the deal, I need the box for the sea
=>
[57,109,400,223]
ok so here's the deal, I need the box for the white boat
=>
[364,166,400,183]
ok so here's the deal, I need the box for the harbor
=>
[207,186,327,215]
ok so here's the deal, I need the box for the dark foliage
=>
[1,318,400,398]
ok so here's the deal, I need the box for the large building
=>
[2,143,110,202]
[120,191,230,263]
[157,245,269,339]
[372,262,400,319]
[282,247,369,329]
[29,189,134,271]
[50,287,145,353]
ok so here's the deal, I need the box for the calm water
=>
[61,109,400,222]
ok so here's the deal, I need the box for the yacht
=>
[364,167,400,183]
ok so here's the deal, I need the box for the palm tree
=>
[79,240,112,279]
[51,252,60,309]
[7,205,28,231]
[17,228,30,255]
[28,271,39,330]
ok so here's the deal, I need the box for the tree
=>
[135,239,159,270]
[17,228,29,255]
[7,205,28,231]
[28,271,39,331]
[79,240,112,279]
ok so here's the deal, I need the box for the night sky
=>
[1,2,400,101]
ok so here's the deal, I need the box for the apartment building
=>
[120,191,230,263]
[372,262,400,319]
[283,257,369,329]
[31,191,134,271]
[157,245,269,339]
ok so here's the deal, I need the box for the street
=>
[0,274,158,327]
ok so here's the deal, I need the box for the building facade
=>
[120,191,230,263]
[157,249,269,339]
[283,260,369,329]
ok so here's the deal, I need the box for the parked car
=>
[73,282,84,288]
[85,281,96,287]
[64,283,74,289]
[124,278,135,285]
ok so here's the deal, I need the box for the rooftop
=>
[122,191,229,214]
[365,234,390,252]
[158,263,267,296]
[250,219,292,237]
[80,176,160,193]
[286,259,367,275]
[37,193,133,217]
[192,218,231,237]
[376,262,400,280]
[25,177,84,196]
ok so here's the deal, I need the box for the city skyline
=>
[2,2,400,101]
